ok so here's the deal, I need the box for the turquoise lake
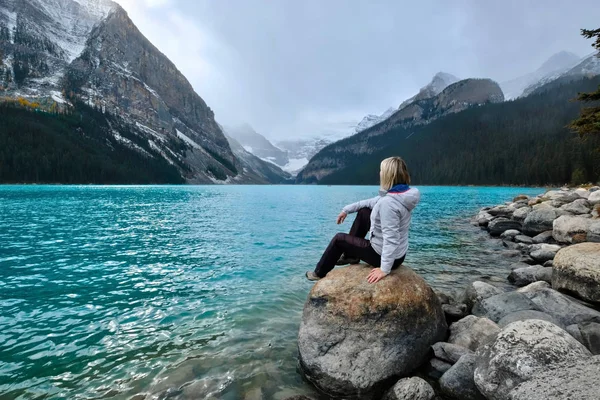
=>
[0,185,544,400]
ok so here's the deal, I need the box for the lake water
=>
[0,185,544,400]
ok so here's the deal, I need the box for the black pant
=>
[314,208,405,278]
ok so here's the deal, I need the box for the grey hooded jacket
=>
[342,187,420,273]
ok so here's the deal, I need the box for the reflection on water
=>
[0,185,543,399]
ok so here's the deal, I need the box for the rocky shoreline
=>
[294,186,600,400]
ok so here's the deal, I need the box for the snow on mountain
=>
[398,72,460,110]
[276,137,332,175]
[500,51,581,99]
[355,107,397,133]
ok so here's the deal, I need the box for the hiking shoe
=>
[336,255,360,265]
[305,271,321,281]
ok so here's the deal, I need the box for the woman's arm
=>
[341,196,381,214]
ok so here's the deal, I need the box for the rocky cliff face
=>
[0,0,284,183]
[225,124,289,167]
[297,78,504,183]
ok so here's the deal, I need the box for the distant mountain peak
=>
[398,71,460,110]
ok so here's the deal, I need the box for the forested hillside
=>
[315,76,600,186]
[0,102,186,184]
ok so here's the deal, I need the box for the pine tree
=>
[570,28,600,137]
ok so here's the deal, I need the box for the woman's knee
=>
[333,232,346,242]
[357,207,371,217]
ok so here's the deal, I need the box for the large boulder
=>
[553,215,593,244]
[522,208,560,236]
[529,243,561,263]
[531,230,553,244]
[512,206,531,222]
[560,198,592,215]
[488,218,522,237]
[589,190,600,206]
[497,310,561,328]
[297,265,447,398]
[507,265,551,287]
[524,287,600,327]
[472,291,539,323]
[552,243,600,303]
[439,354,486,400]
[459,281,503,313]
[448,315,500,351]
[473,320,591,400]
[382,377,435,400]
[508,356,600,400]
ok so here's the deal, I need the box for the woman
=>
[306,157,420,284]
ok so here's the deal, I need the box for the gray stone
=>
[543,259,553,267]
[589,190,600,205]
[512,207,531,222]
[472,292,539,323]
[500,229,520,240]
[566,324,584,343]
[516,281,551,293]
[552,243,600,303]
[448,315,500,351]
[588,221,600,243]
[443,303,468,321]
[524,287,600,327]
[518,255,536,264]
[575,188,591,199]
[532,230,554,244]
[560,198,592,215]
[509,261,531,270]
[514,235,533,244]
[460,281,503,313]
[590,186,600,193]
[488,206,514,218]
[473,320,591,400]
[529,243,561,263]
[297,265,447,398]
[592,204,600,219]
[435,290,453,305]
[535,267,552,283]
[431,342,473,364]
[477,218,489,228]
[497,310,561,328]
[579,322,600,355]
[508,356,600,400]
[544,191,582,206]
[553,215,593,244]
[428,357,453,379]
[507,265,548,287]
[488,218,522,237]
[439,354,485,400]
[502,240,520,250]
[382,377,435,400]
[523,208,560,236]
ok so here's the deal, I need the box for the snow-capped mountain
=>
[0,0,287,183]
[354,107,397,133]
[521,52,600,97]
[500,51,581,99]
[225,124,289,167]
[398,72,460,110]
[276,137,332,175]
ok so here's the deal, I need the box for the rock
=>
[382,377,435,400]
[566,324,584,343]
[516,281,551,293]
[575,188,591,199]
[589,190,600,205]
[508,356,600,400]
[579,322,600,355]
[518,255,536,264]
[507,265,552,287]
[443,303,468,322]
[502,240,520,250]
[427,358,453,379]
[509,261,531,270]
[529,243,561,262]
[514,235,533,244]
[488,218,522,237]
[553,215,593,244]
[460,281,503,313]
[527,197,542,206]
[522,208,560,236]
[543,259,553,267]
[497,310,561,328]
[512,206,531,222]
[588,221,600,242]
[560,198,591,215]
[439,354,485,400]
[473,320,591,400]
[544,190,582,206]
[488,206,514,218]
[552,243,600,303]
[524,287,600,327]
[448,315,500,351]
[513,195,530,202]
[591,186,600,193]
[431,342,473,364]
[297,264,447,398]
[477,218,490,228]
[592,204,600,219]
[435,290,453,305]
[500,229,520,240]
[473,291,539,323]
[532,230,554,244]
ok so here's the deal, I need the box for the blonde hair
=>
[380,157,411,190]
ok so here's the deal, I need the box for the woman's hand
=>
[336,211,347,224]
[367,268,387,284]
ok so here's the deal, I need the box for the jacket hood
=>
[379,185,420,211]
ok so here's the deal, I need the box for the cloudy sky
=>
[116,0,599,141]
